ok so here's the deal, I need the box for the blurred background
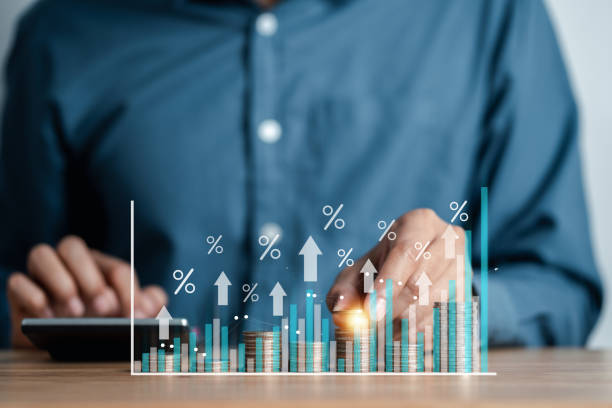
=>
[1,0,610,347]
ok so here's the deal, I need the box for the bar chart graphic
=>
[130,188,495,375]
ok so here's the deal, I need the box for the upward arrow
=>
[442,225,460,259]
[214,271,232,306]
[360,259,378,293]
[415,271,432,306]
[156,305,172,340]
[299,236,322,282]
[269,282,287,316]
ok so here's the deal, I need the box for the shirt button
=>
[258,119,282,144]
[255,12,278,37]
[260,222,283,242]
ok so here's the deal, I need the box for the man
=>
[1,0,601,349]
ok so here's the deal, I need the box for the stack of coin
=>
[399,341,408,371]
[472,297,481,372]
[406,343,418,372]
[297,341,324,372]
[334,310,371,373]
[436,301,449,372]
[358,328,370,372]
[212,360,223,373]
[456,302,465,373]
[243,331,281,372]
[393,341,401,372]
[335,328,371,372]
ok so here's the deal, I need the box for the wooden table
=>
[1,349,611,407]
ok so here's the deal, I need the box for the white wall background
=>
[545,0,612,348]
[0,0,610,347]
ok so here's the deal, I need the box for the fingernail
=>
[135,309,146,318]
[92,293,111,315]
[332,294,346,312]
[376,298,386,321]
[67,297,85,316]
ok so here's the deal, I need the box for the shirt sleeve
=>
[0,11,69,348]
[472,0,602,346]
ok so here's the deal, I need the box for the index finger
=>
[364,210,446,320]
[56,236,108,301]
[327,245,389,328]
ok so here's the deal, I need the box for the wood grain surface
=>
[1,349,612,407]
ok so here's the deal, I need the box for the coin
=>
[243,331,281,372]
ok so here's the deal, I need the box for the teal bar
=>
[306,290,314,372]
[273,326,280,372]
[353,326,360,372]
[173,337,180,372]
[256,337,263,372]
[465,231,473,373]
[337,358,345,373]
[205,323,212,372]
[481,186,488,372]
[369,290,377,372]
[401,319,408,372]
[189,331,196,372]
[238,343,245,372]
[417,332,424,372]
[449,281,456,373]
[322,318,329,372]
[433,307,440,372]
[385,279,393,372]
[142,353,149,373]
[158,349,165,372]
[221,326,228,372]
[290,304,297,372]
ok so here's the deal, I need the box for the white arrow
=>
[415,271,432,306]
[442,225,459,259]
[360,259,377,293]
[299,236,322,282]
[269,282,287,316]
[214,271,232,306]
[156,305,172,340]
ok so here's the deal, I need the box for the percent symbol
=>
[377,219,397,241]
[322,204,345,230]
[258,234,281,260]
[206,235,223,254]
[337,248,354,268]
[173,268,195,295]
[449,201,469,223]
[413,241,432,261]
[242,283,259,303]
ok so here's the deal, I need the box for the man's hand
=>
[326,209,465,336]
[7,235,167,347]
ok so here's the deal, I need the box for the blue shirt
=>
[0,0,602,348]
